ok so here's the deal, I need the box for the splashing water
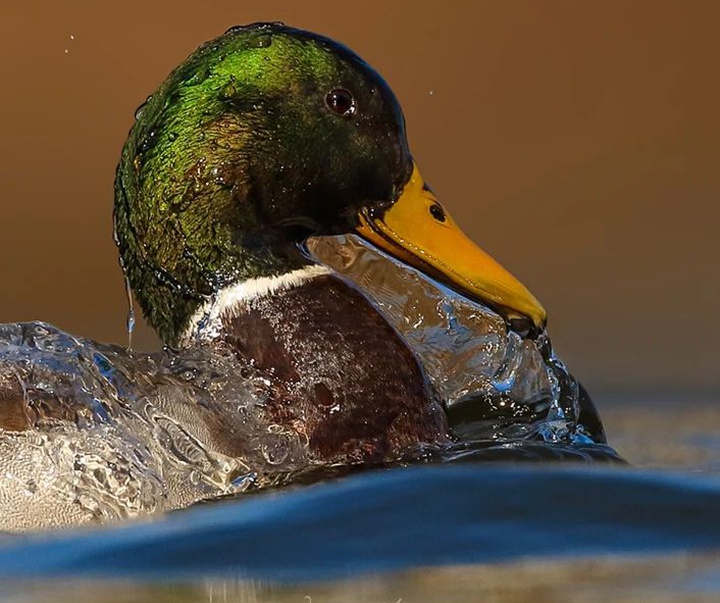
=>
[0,237,617,530]
[307,235,603,443]
[0,323,323,530]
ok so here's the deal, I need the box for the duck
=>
[0,23,606,531]
[115,20,552,451]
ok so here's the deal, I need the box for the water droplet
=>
[219,79,239,102]
[262,440,289,466]
[134,95,152,120]
[254,33,273,48]
[124,276,135,349]
[181,368,197,381]
[92,353,114,379]
[230,472,257,491]
[32,324,49,336]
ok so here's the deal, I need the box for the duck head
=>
[115,22,545,346]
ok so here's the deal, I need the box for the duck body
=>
[0,23,610,531]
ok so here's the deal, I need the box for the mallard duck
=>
[114,21,549,452]
[0,23,597,531]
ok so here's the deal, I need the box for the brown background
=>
[0,1,718,400]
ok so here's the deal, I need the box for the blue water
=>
[1,317,718,599]
[3,464,720,583]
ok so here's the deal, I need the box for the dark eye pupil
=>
[326,89,355,116]
[429,203,446,222]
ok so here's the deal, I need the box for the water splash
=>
[307,235,603,443]
[0,323,312,530]
[0,237,614,530]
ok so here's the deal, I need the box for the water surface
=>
[0,238,717,600]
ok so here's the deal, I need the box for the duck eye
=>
[325,89,356,116]
[429,203,446,223]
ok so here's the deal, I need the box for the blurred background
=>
[0,1,717,403]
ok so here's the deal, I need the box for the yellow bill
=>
[355,163,547,330]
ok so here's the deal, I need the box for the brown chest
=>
[220,274,448,463]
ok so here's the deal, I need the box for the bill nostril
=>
[429,203,446,223]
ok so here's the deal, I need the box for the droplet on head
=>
[254,33,273,48]
[134,96,152,121]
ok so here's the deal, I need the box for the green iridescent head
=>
[114,22,413,344]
